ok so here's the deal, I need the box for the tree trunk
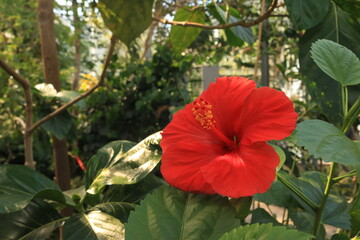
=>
[37,0,71,192]
[37,0,60,89]
[52,136,71,191]
[72,0,81,90]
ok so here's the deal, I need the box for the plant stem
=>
[290,158,297,175]
[277,171,318,211]
[225,2,230,23]
[341,86,348,119]
[0,58,35,169]
[333,169,356,183]
[312,84,350,238]
[342,97,360,134]
[312,162,336,238]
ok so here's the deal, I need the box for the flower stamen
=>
[192,98,215,130]
[192,98,237,149]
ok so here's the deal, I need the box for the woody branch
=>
[153,0,279,29]
[0,35,116,168]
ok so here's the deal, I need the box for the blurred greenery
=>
[0,0,359,239]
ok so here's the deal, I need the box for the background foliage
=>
[0,0,359,239]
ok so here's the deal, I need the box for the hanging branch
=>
[153,0,278,29]
[0,35,117,168]
[0,58,35,168]
[29,35,117,133]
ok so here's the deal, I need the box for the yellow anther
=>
[192,98,215,130]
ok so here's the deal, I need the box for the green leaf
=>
[299,3,360,124]
[277,171,351,230]
[125,185,240,240]
[91,202,135,223]
[333,0,360,19]
[0,165,65,213]
[213,3,255,45]
[351,208,360,236]
[289,210,326,240]
[63,186,85,210]
[63,185,86,203]
[86,132,162,195]
[102,174,164,204]
[331,233,350,240]
[295,120,360,169]
[254,180,294,208]
[301,172,351,229]
[63,211,124,240]
[98,0,154,47]
[324,194,351,229]
[57,90,86,109]
[250,208,282,226]
[0,199,65,240]
[285,0,330,29]
[281,171,351,232]
[85,140,136,189]
[272,145,286,171]
[34,83,57,97]
[229,196,252,221]
[300,171,327,191]
[219,223,313,240]
[311,39,360,86]
[169,8,205,53]
[40,110,74,140]
[34,85,85,109]
[277,171,322,213]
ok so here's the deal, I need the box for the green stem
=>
[341,86,348,120]
[277,171,319,211]
[342,97,360,134]
[290,158,297,175]
[332,169,356,183]
[225,2,230,23]
[312,82,349,238]
[312,162,336,238]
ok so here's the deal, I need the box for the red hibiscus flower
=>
[160,76,298,198]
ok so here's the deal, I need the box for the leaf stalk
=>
[312,162,336,238]
[277,172,319,211]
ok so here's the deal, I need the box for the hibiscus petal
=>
[160,104,223,150]
[160,104,227,194]
[235,87,298,145]
[161,142,220,194]
[201,142,279,198]
[201,76,256,138]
